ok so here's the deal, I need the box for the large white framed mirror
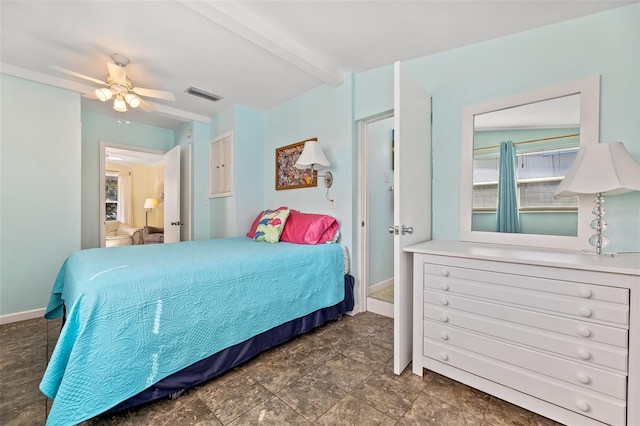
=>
[460,75,600,250]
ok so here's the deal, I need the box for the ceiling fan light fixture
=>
[125,93,141,108]
[95,88,113,102]
[113,95,127,112]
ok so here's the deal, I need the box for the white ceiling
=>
[1,1,635,130]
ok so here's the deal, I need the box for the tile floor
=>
[0,312,561,425]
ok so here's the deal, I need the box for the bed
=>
[40,236,353,426]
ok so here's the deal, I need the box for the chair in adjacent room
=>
[143,226,164,244]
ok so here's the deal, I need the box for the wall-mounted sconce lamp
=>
[553,142,640,256]
[294,139,333,188]
[144,198,158,226]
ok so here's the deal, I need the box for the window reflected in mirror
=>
[471,94,580,236]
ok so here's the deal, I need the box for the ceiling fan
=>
[52,53,175,112]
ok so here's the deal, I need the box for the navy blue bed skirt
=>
[107,274,355,414]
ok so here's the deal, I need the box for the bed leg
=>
[335,314,343,321]
[168,390,185,400]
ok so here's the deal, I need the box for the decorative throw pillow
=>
[254,208,291,243]
[246,206,287,238]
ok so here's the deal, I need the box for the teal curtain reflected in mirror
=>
[496,141,521,233]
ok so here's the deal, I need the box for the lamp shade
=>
[95,88,113,102]
[294,140,330,170]
[144,198,158,209]
[113,95,127,112]
[125,93,141,108]
[554,142,640,197]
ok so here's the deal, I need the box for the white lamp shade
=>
[144,198,158,209]
[95,88,113,102]
[113,95,127,112]
[554,142,640,197]
[294,140,330,170]
[125,93,141,108]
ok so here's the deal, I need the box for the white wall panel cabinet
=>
[406,241,639,426]
[209,131,233,198]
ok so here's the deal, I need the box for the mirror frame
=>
[460,75,600,250]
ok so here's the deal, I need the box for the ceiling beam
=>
[177,0,344,87]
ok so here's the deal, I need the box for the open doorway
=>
[359,111,395,318]
[99,143,165,247]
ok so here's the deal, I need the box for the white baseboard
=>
[0,308,45,325]
[346,304,361,316]
[367,297,393,318]
[369,278,393,293]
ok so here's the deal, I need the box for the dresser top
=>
[405,240,640,276]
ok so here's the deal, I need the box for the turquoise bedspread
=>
[40,238,345,426]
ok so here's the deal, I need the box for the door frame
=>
[99,141,165,247]
[358,110,394,315]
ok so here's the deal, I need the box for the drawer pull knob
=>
[579,289,593,298]
[439,352,449,361]
[440,332,449,341]
[440,298,449,306]
[577,349,592,360]
[440,314,449,323]
[578,307,593,317]
[577,327,592,338]
[440,283,449,291]
[576,400,590,412]
[440,270,449,277]
[577,374,591,384]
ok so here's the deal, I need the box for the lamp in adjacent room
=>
[294,139,333,188]
[144,198,158,226]
[553,142,640,256]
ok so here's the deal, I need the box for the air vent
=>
[185,86,223,102]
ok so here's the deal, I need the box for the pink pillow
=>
[281,210,339,244]
[246,207,287,238]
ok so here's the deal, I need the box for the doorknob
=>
[401,225,413,235]
[171,221,184,226]
[388,226,399,235]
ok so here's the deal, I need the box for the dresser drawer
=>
[424,322,627,399]
[424,263,629,303]
[423,290,628,348]
[424,339,627,426]
[425,274,629,326]
[425,303,628,371]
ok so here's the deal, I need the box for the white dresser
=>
[405,241,639,426]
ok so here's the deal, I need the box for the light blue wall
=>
[1,75,81,316]
[354,4,640,252]
[234,104,265,236]
[209,104,264,238]
[262,74,355,255]
[355,64,394,120]
[80,111,175,249]
[367,117,394,286]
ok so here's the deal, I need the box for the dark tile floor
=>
[0,312,561,425]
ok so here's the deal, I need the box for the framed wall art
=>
[275,138,317,190]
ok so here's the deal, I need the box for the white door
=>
[393,61,432,375]
[180,144,193,242]
[163,145,181,243]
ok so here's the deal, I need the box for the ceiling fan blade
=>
[50,65,107,86]
[107,62,127,85]
[132,87,176,101]
[138,98,155,112]
[82,92,98,99]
